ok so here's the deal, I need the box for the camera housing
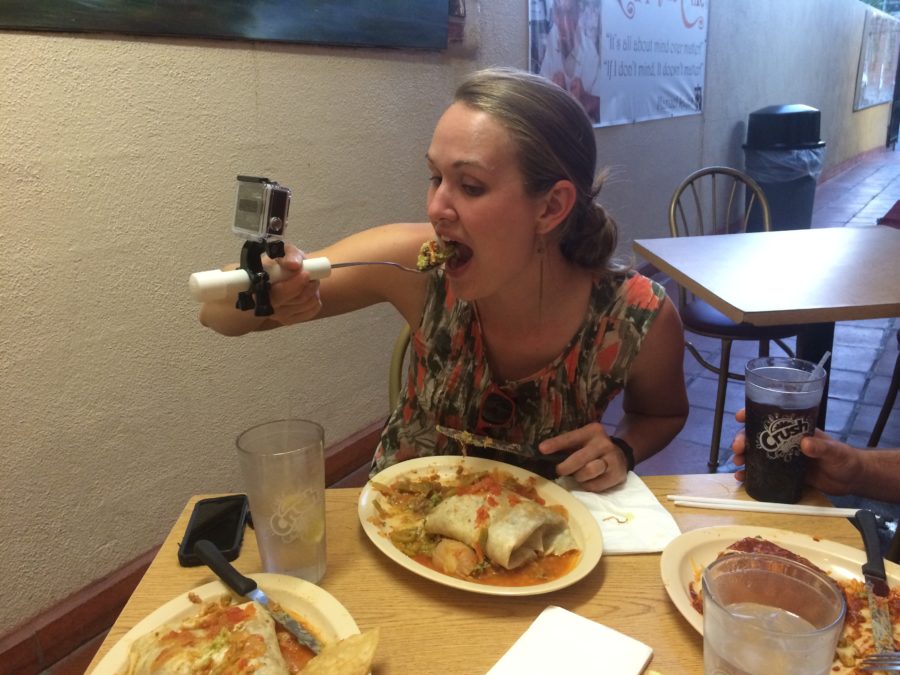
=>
[232,175,291,242]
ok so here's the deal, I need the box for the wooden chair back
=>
[668,166,771,307]
[388,324,411,411]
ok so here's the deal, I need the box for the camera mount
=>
[235,238,284,316]
[233,175,290,316]
[188,176,334,307]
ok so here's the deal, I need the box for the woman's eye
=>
[462,184,484,196]
[428,175,442,187]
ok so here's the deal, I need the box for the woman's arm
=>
[539,296,689,492]
[614,296,690,461]
[198,222,435,335]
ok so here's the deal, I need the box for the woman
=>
[200,67,688,493]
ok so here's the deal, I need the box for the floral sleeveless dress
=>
[371,270,666,474]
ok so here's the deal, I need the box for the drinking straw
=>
[812,350,831,378]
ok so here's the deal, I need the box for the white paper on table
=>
[486,606,653,675]
[563,471,682,554]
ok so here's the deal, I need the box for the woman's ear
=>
[536,179,577,234]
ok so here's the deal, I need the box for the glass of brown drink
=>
[744,357,826,504]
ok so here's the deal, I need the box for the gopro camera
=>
[232,175,291,242]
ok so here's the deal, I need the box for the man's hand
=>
[731,408,862,496]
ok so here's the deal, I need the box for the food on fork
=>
[368,466,580,585]
[416,239,458,271]
[686,536,900,674]
[121,594,377,674]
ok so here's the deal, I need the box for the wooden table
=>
[87,476,863,674]
[634,226,900,425]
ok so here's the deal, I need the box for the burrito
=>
[424,490,577,569]
[122,599,289,675]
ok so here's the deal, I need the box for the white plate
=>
[91,572,359,674]
[660,524,900,634]
[357,455,603,596]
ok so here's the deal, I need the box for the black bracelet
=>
[610,436,636,472]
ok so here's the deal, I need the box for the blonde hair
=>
[453,67,618,270]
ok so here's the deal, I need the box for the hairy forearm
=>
[614,411,688,463]
[852,450,900,503]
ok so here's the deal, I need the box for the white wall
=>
[0,0,886,633]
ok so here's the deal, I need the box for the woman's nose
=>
[427,184,456,223]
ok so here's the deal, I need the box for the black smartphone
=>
[177,494,250,567]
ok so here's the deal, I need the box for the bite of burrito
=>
[416,239,458,271]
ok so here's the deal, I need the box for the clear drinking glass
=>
[236,418,327,583]
[744,356,826,503]
[702,553,846,675]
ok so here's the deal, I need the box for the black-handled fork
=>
[435,425,570,480]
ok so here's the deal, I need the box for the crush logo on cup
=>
[269,489,323,544]
[755,415,811,460]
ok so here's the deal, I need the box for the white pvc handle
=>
[188,256,332,302]
[300,257,332,280]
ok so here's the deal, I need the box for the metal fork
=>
[860,652,900,671]
[330,261,425,273]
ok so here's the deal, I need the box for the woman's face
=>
[426,102,547,302]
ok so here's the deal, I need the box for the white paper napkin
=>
[486,606,653,675]
[563,471,682,554]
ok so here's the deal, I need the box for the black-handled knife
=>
[435,425,570,480]
[194,539,321,654]
[855,510,894,655]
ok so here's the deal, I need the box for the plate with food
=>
[660,525,900,671]
[357,455,603,596]
[91,572,375,675]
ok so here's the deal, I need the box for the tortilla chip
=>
[302,628,379,675]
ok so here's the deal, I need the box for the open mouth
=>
[444,240,472,270]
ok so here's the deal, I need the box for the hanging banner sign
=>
[530,0,709,127]
[853,8,900,111]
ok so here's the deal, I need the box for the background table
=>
[86,476,864,674]
[634,226,900,425]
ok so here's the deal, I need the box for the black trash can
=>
[743,104,826,231]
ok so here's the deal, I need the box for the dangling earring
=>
[537,234,546,330]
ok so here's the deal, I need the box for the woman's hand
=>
[539,422,627,492]
[198,241,322,335]
[264,243,323,326]
[199,223,433,336]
